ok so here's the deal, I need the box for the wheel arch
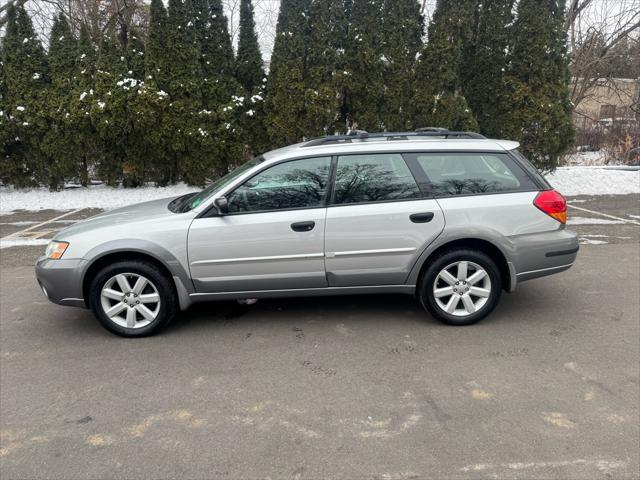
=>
[81,240,193,309]
[409,236,513,293]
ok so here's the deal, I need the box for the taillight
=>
[534,190,567,224]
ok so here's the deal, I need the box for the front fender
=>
[81,239,195,309]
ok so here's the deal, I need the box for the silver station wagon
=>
[36,130,579,337]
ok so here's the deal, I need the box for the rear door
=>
[324,153,445,286]
[188,156,332,292]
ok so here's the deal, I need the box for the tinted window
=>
[510,149,551,189]
[227,157,331,213]
[409,152,537,196]
[333,154,422,204]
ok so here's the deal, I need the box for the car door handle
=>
[291,221,315,232]
[410,212,435,223]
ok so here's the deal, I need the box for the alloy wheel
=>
[432,261,492,317]
[100,273,161,329]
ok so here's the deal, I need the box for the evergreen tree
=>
[380,0,423,131]
[413,0,478,131]
[68,24,99,186]
[0,4,52,187]
[164,0,203,184]
[194,0,237,108]
[145,0,170,91]
[344,0,386,131]
[144,0,174,185]
[42,14,79,187]
[236,0,265,93]
[91,34,130,185]
[195,0,245,176]
[304,0,350,136]
[463,0,513,137]
[126,29,146,80]
[264,0,311,147]
[503,0,574,170]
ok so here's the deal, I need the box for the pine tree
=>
[145,0,169,91]
[344,0,386,131]
[304,0,350,136]
[193,0,237,108]
[195,0,245,176]
[236,0,265,93]
[463,0,513,137]
[413,0,478,131]
[91,34,130,185]
[264,0,311,147]
[380,0,423,131]
[42,14,79,187]
[166,0,216,185]
[143,0,174,185]
[1,4,52,187]
[503,0,574,170]
[68,24,99,186]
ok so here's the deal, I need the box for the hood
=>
[55,196,180,239]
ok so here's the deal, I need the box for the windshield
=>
[170,156,265,213]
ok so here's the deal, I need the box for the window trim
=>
[221,155,334,216]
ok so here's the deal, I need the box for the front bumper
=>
[35,257,88,308]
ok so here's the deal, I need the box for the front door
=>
[324,153,445,286]
[188,156,332,293]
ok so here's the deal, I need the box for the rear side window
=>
[510,149,552,189]
[407,152,538,197]
[333,153,422,204]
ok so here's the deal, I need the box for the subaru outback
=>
[36,131,579,337]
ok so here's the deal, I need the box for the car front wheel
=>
[89,260,177,337]
[419,249,502,326]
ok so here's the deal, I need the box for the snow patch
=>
[567,216,625,225]
[0,238,50,249]
[0,184,195,214]
[547,167,640,196]
[580,238,608,245]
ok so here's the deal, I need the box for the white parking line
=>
[568,204,640,226]
[0,209,83,240]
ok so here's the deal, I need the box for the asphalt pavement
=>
[0,195,638,479]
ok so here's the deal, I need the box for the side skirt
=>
[187,285,417,305]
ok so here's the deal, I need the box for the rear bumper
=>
[35,257,88,308]
[510,228,579,287]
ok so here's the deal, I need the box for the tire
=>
[418,249,502,326]
[89,260,177,337]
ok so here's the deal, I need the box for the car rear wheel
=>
[419,249,502,326]
[89,261,177,337]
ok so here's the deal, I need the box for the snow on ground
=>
[0,183,195,214]
[567,216,626,225]
[0,166,638,213]
[0,238,50,249]
[546,167,640,196]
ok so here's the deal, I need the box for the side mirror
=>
[214,196,229,215]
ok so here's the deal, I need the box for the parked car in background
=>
[36,130,579,337]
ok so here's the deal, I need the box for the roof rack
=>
[302,129,486,147]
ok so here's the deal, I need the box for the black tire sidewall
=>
[419,249,502,326]
[89,261,177,337]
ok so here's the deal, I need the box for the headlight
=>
[45,241,69,260]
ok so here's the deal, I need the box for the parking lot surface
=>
[1,195,638,479]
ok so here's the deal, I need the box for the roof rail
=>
[302,130,486,147]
